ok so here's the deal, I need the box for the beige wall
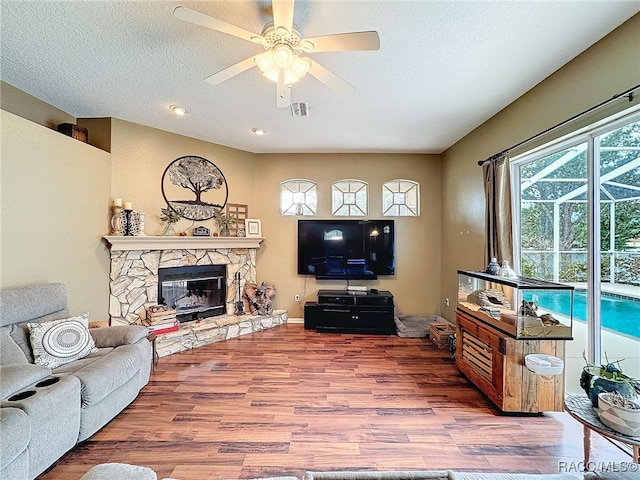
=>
[439,14,640,322]
[109,125,442,316]
[109,118,258,237]
[0,81,75,130]
[0,110,112,317]
[255,153,441,318]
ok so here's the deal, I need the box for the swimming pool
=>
[524,290,640,340]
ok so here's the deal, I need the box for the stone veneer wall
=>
[109,247,256,325]
[153,310,288,357]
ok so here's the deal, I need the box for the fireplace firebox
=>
[158,265,226,322]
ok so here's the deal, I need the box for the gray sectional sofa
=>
[0,283,152,480]
[77,465,595,480]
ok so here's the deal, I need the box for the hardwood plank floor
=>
[40,324,629,479]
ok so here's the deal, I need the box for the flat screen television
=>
[297,219,395,279]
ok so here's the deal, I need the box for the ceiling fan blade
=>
[272,0,294,35]
[204,56,257,86]
[307,59,354,96]
[276,70,292,108]
[174,6,262,44]
[303,31,380,52]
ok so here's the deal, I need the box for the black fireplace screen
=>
[158,265,226,321]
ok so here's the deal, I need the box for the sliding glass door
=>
[512,111,640,394]
[595,120,640,381]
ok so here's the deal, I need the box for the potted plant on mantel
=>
[159,206,183,236]
[213,208,235,237]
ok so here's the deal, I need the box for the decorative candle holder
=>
[110,205,124,236]
[135,212,146,236]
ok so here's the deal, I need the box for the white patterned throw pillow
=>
[28,313,97,368]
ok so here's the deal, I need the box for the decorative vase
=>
[135,212,146,236]
[597,392,640,436]
[580,364,639,407]
[486,257,500,275]
[220,227,230,237]
[161,223,176,236]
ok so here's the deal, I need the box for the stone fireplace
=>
[104,236,262,325]
[104,236,287,358]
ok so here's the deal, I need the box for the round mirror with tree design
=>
[161,156,228,221]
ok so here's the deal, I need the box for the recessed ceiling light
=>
[252,127,265,136]
[170,105,186,116]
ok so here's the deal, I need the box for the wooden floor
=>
[41,323,629,479]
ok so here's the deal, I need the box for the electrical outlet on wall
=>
[294,294,300,302]
[445,298,450,307]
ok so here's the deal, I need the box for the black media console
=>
[304,289,395,335]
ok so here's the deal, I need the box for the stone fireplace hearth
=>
[104,236,287,357]
[105,236,264,325]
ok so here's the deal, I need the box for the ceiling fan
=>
[174,0,380,108]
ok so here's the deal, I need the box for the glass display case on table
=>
[457,270,573,340]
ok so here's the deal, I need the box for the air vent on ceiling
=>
[290,102,309,117]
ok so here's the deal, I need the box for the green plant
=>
[212,208,235,229]
[160,206,183,225]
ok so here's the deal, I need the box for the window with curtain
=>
[280,179,317,216]
[382,179,420,216]
[511,111,640,393]
[332,179,367,216]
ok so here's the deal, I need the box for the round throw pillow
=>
[28,313,97,368]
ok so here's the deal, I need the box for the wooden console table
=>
[455,309,566,413]
[564,394,640,464]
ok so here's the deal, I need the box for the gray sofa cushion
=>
[52,348,114,374]
[0,283,67,327]
[66,343,145,407]
[80,462,157,480]
[0,407,30,467]
[304,472,580,480]
[90,325,149,348]
[304,472,451,480]
[0,363,51,400]
[450,473,579,480]
[584,472,640,479]
[0,327,27,364]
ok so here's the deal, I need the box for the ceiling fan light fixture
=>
[255,50,275,71]
[283,67,301,85]
[291,56,310,77]
[273,45,293,68]
[256,46,309,85]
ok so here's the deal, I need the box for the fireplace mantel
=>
[103,235,264,251]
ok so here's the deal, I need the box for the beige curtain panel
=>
[483,153,513,266]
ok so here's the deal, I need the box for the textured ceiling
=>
[1,1,638,154]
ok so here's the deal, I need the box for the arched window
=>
[332,179,368,216]
[382,179,420,216]
[280,179,317,216]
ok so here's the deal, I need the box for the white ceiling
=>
[1,1,638,154]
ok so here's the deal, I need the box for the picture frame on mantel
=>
[245,219,262,237]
